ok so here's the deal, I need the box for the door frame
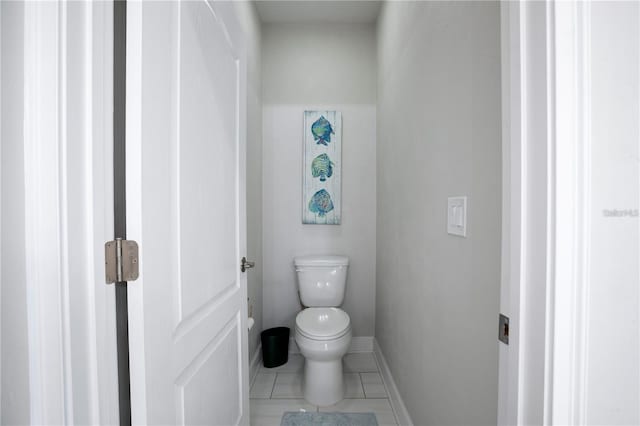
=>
[2,0,119,423]
[498,2,595,424]
[498,2,553,423]
[8,1,597,423]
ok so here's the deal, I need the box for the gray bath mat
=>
[281,411,378,426]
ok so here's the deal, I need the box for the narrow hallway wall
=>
[376,2,502,425]
[261,23,377,339]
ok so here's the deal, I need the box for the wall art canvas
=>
[303,110,342,225]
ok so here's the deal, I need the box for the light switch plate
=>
[447,196,467,237]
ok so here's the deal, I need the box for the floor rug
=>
[281,411,378,426]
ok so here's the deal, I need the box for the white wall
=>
[235,1,263,362]
[585,3,639,423]
[262,23,377,105]
[262,23,377,338]
[376,2,502,425]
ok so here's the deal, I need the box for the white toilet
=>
[294,255,352,406]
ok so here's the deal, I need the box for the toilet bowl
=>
[295,307,352,406]
[293,255,351,406]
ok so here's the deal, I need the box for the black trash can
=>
[261,327,290,368]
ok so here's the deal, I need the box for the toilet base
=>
[295,323,352,406]
[303,359,344,406]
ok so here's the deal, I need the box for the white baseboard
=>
[373,339,413,426]
[288,336,374,354]
[249,343,262,385]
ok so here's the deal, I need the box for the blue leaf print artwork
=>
[311,116,334,146]
[311,153,334,182]
[308,189,334,217]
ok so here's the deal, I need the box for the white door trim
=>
[498,2,554,424]
[13,2,118,424]
[16,0,118,424]
[23,2,71,421]
[548,2,593,424]
[499,2,598,424]
[124,1,147,423]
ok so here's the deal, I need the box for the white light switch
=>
[447,196,467,237]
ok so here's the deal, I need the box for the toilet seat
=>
[295,307,351,341]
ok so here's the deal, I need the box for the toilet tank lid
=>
[294,255,349,267]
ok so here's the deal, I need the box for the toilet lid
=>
[295,308,351,340]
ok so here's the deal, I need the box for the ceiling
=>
[255,1,382,24]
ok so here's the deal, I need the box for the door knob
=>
[241,257,255,272]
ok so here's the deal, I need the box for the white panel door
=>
[126,1,249,425]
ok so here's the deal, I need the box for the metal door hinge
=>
[105,238,139,284]
[499,314,509,345]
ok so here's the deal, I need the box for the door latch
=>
[241,257,255,273]
[499,313,509,345]
[105,238,139,283]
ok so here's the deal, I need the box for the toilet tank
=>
[294,255,349,307]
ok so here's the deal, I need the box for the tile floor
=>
[250,353,398,426]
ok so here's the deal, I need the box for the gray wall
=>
[235,1,264,360]
[1,2,31,423]
[375,2,502,425]
[261,23,377,337]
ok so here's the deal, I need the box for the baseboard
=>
[249,343,262,385]
[288,336,374,354]
[373,339,413,426]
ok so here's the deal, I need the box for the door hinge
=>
[105,238,139,284]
